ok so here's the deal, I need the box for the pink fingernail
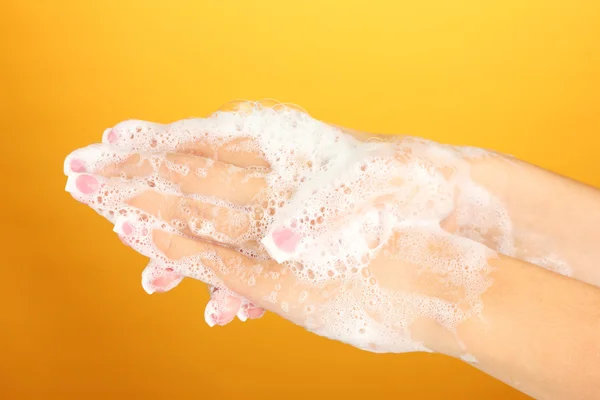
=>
[271,227,302,253]
[216,312,237,326]
[107,129,118,144]
[147,270,183,294]
[69,159,86,173]
[76,175,98,194]
[121,221,134,235]
[204,301,218,327]
[213,296,241,326]
[151,274,182,292]
[113,218,134,236]
[65,174,99,194]
[247,307,266,319]
[206,294,242,327]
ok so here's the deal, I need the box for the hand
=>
[64,101,500,354]
[65,99,383,325]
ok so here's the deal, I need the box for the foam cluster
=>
[64,101,572,354]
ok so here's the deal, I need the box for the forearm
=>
[447,255,600,400]
[468,152,600,286]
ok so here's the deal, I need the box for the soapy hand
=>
[65,99,387,325]
[64,101,502,353]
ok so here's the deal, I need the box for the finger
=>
[129,191,255,245]
[63,144,133,176]
[129,190,272,259]
[206,286,266,324]
[155,152,267,206]
[246,305,266,319]
[151,228,280,303]
[141,260,184,294]
[112,209,285,304]
[100,99,374,173]
[204,287,241,327]
[64,173,128,223]
[142,259,261,324]
[65,171,264,248]
[101,99,313,169]
[102,110,270,168]
[66,144,268,206]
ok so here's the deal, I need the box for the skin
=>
[131,225,600,400]
[456,255,600,400]
[64,101,600,399]
[467,155,600,286]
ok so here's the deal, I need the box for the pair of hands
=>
[64,100,498,355]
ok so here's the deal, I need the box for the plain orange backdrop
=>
[2,1,599,399]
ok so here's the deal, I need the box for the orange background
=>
[2,1,599,399]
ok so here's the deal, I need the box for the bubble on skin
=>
[524,254,570,276]
[196,168,208,178]
[165,159,190,176]
[69,101,574,353]
[299,290,308,302]
[171,219,187,230]
[265,291,278,304]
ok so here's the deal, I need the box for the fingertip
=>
[141,278,155,295]
[106,120,167,150]
[103,128,118,144]
[247,306,266,319]
[64,144,131,176]
[261,226,301,263]
[150,274,184,293]
[204,292,242,327]
[141,261,184,295]
[113,216,133,236]
[204,300,217,327]
[236,308,248,322]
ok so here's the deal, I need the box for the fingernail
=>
[65,174,99,195]
[141,262,178,295]
[236,307,248,322]
[247,307,266,319]
[215,296,242,326]
[271,227,302,253]
[104,120,167,148]
[64,144,135,177]
[203,295,241,327]
[105,128,118,144]
[113,218,134,236]
[63,144,105,175]
[151,274,183,293]
[141,277,155,294]
[204,300,218,327]
[69,159,86,173]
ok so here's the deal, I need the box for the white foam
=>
[66,101,573,353]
